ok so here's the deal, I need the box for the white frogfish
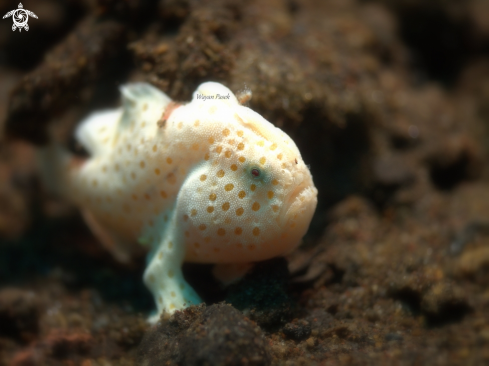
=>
[40,82,318,323]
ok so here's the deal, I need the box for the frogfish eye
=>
[251,168,260,178]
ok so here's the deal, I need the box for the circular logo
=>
[12,9,28,28]
[3,4,38,32]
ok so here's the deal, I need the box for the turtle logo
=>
[3,3,37,32]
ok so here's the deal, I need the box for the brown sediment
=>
[1,0,489,365]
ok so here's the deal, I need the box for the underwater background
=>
[1,0,489,365]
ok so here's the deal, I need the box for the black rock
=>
[137,303,271,366]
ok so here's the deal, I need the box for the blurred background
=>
[0,0,489,365]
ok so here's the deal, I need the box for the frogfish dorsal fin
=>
[120,83,172,129]
[75,109,122,157]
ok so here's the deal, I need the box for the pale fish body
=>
[44,82,318,322]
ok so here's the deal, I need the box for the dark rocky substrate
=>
[1,0,489,365]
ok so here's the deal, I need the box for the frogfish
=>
[40,82,318,323]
